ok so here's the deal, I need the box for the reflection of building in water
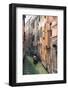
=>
[23,15,58,73]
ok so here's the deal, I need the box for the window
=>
[39,16,40,21]
[31,21,34,29]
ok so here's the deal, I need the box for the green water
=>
[23,56,48,75]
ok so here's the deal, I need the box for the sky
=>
[25,15,32,23]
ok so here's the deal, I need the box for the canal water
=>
[23,56,48,75]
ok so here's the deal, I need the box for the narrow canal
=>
[23,56,48,75]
